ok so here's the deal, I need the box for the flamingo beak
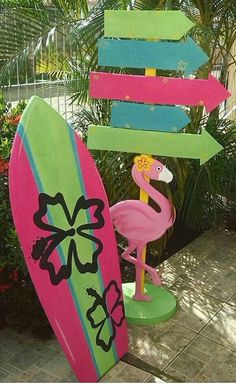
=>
[159,167,173,183]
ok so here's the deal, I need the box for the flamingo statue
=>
[110,154,176,302]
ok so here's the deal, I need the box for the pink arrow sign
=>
[90,72,230,113]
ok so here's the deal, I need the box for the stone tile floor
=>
[0,226,235,382]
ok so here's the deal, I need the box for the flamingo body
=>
[110,200,174,242]
[110,155,176,301]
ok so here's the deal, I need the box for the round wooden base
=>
[122,283,177,325]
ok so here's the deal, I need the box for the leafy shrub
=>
[0,95,54,337]
[0,95,27,274]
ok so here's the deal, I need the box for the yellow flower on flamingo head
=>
[134,154,154,172]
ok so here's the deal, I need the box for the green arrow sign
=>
[87,126,223,165]
[104,10,194,40]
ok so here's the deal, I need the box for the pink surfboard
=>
[9,96,128,382]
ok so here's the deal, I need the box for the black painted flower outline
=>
[86,280,125,352]
[32,192,105,285]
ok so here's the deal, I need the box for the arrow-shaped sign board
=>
[111,102,190,132]
[90,72,231,113]
[98,37,208,76]
[104,10,194,40]
[87,126,223,165]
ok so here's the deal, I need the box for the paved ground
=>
[0,226,235,382]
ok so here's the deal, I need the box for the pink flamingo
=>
[110,155,176,302]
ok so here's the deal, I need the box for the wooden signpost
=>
[88,10,230,161]
[87,9,230,325]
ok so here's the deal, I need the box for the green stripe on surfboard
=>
[21,96,115,374]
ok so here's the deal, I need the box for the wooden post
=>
[139,67,156,294]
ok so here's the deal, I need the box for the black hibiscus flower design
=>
[86,280,125,352]
[32,192,105,285]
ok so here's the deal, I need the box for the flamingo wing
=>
[110,201,161,241]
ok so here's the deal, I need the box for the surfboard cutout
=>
[9,96,128,382]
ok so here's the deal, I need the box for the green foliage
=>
[0,95,27,273]
[69,0,236,239]
[180,118,236,230]
[0,0,91,85]
[0,0,236,262]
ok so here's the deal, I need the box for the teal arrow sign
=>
[87,126,223,165]
[111,102,191,132]
[98,37,208,76]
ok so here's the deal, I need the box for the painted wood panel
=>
[9,96,128,382]
[104,10,194,40]
[98,37,208,76]
[87,125,223,165]
[90,72,230,113]
[111,102,190,132]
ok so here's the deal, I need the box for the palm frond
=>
[0,0,88,85]
[180,118,236,231]
[51,0,89,19]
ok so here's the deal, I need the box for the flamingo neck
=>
[132,168,172,218]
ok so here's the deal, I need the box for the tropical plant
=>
[0,0,235,260]
[0,94,26,273]
[68,0,236,244]
[180,117,236,230]
[0,95,55,335]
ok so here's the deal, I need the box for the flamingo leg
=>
[121,241,161,302]
[121,241,138,264]
[133,243,152,302]
[133,242,161,301]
